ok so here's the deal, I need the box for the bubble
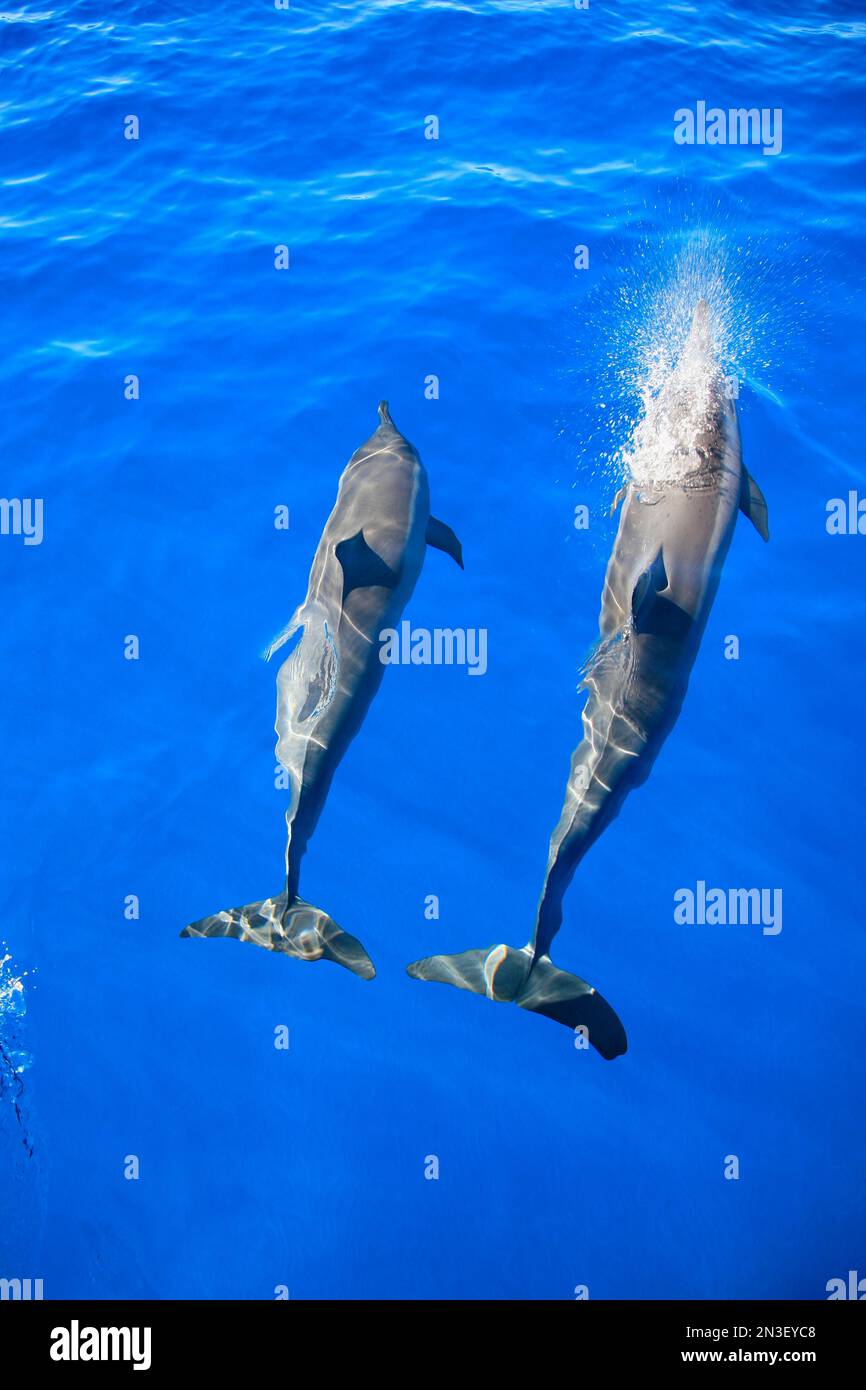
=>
[573,204,817,499]
[1,944,33,1097]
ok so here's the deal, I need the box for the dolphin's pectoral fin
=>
[739,468,770,542]
[262,606,304,662]
[610,484,628,518]
[425,515,464,569]
[335,530,400,598]
[406,945,627,1060]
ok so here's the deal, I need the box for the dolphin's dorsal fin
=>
[335,530,399,597]
[425,515,464,569]
[631,548,668,626]
[631,549,692,641]
[739,468,770,542]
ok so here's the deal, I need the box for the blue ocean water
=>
[1,0,864,1300]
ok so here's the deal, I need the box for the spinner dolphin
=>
[182,402,463,977]
[408,301,769,1057]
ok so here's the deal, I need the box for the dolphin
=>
[181,401,463,978]
[407,300,769,1058]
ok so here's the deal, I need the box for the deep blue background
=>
[1,0,864,1299]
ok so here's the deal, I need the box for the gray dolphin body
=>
[181,402,463,977]
[408,301,769,1058]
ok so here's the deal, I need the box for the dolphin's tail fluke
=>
[180,893,375,980]
[406,944,627,1060]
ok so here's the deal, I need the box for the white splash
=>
[623,295,725,487]
[0,946,32,1087]
[576,218,807,503]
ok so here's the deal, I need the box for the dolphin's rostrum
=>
[181,402,463,976]
[407,301,769,1058]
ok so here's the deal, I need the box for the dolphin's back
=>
[533,387,745,959]
[275,407,430,889]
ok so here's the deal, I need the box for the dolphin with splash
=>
[407,300,769,1058]
[181,402,463,978]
